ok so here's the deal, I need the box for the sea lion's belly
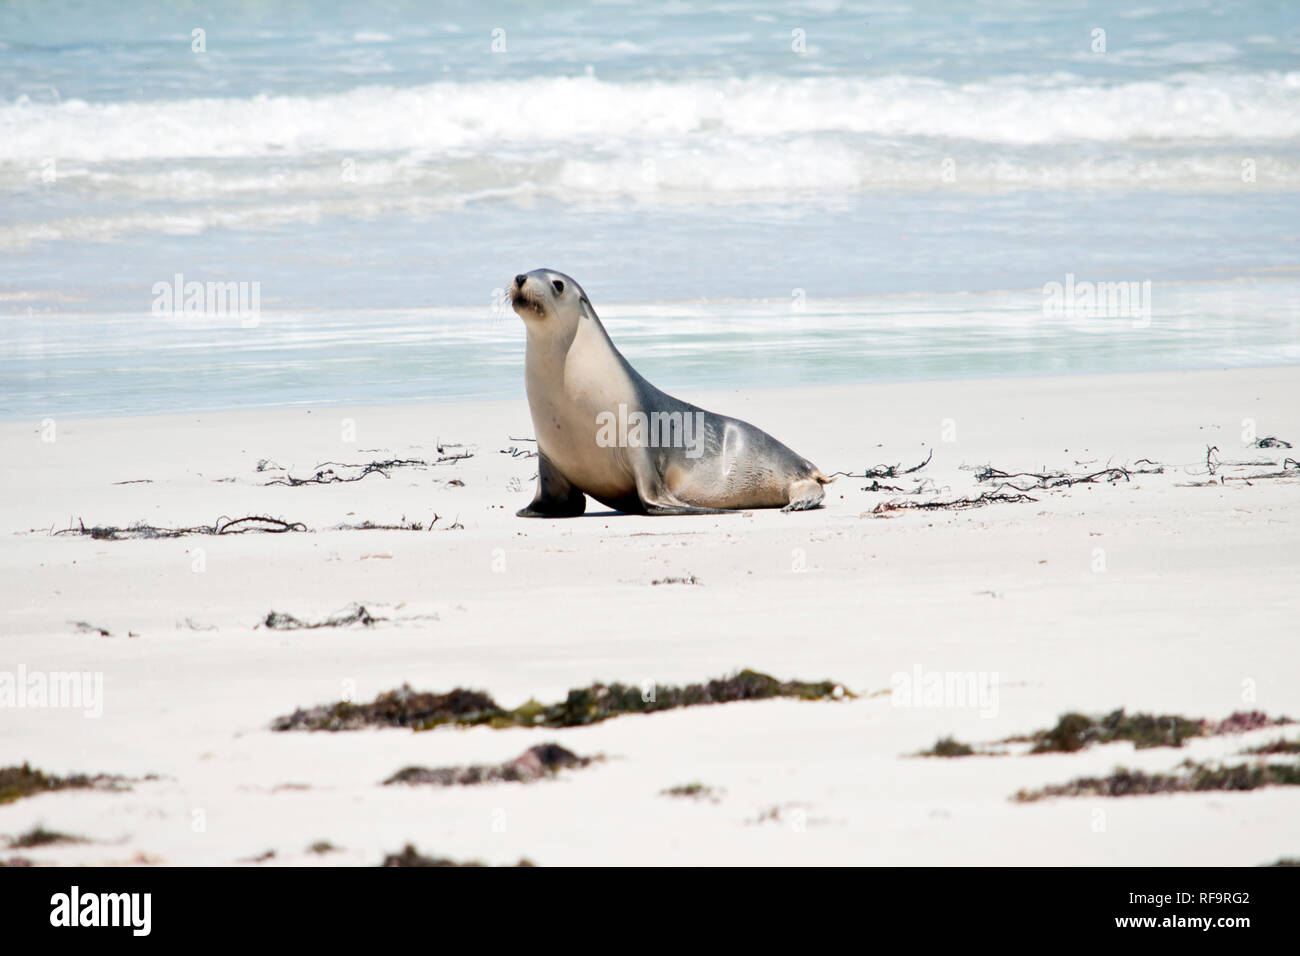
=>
[526,362,635,500]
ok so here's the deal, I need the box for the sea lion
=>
[511,268,831,516]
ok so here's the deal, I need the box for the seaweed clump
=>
[272,686,505,731]
[273,669,851,732]
[917,736,977,758]
[262,603,383,630]
[1026,710,1210,753]
[1014,758,1300,802]
[1243,738,1300,755]
[55,515,305,539]
[0,764,129,805]
[6,826,87,849]
[1021,709,1292,753]
[380,844,535,867]
[521,670,846,730]
[660,782,721,802]
[385,743,593,787]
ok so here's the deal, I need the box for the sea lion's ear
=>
[579,295,599,321]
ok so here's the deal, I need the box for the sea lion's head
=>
[510,269,595,333]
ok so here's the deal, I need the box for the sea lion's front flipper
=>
[517,452,587,518]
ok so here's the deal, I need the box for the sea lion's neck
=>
[525,313,641,413]
[524,312,626,375]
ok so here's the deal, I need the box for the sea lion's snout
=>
[510,271,544,318]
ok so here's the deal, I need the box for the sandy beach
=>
[3,364,1297,866]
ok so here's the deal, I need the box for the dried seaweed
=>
[331,517,439,531]
[265,454,472,486]
[265,458,422,486]
[872,491,1036,514]
[54,515,306,539]
[861,480,905,492]
[974,460,1164,491]
[829,448,932,479]
[261,603,382,630]
[1221,458,1299,482]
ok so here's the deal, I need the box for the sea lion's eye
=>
[551,279,565,295]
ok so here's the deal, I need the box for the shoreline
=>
[7,274,1299,422]
[8,358,1300,426]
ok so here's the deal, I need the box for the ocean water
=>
[2,0,1298,419]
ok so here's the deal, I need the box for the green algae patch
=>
[1014,758,1300,802]
[0,764,130,805]
[273,669,852,732]
[380,844,535,867]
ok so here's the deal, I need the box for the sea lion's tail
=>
[812,469,835,485]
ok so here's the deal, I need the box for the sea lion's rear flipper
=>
[517,452,587,518]
[781,476,826,512]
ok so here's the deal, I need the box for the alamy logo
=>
[1042,273,1151,328]
[152,273,261,327]
[0,665,102,718]
[890,665,999,717]
[596,404,706,459]
[50,886,151,936]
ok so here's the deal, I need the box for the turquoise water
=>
[1,1,1298,418]
[6,281,1298,419]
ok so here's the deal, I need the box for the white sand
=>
[2,365,1298,866]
